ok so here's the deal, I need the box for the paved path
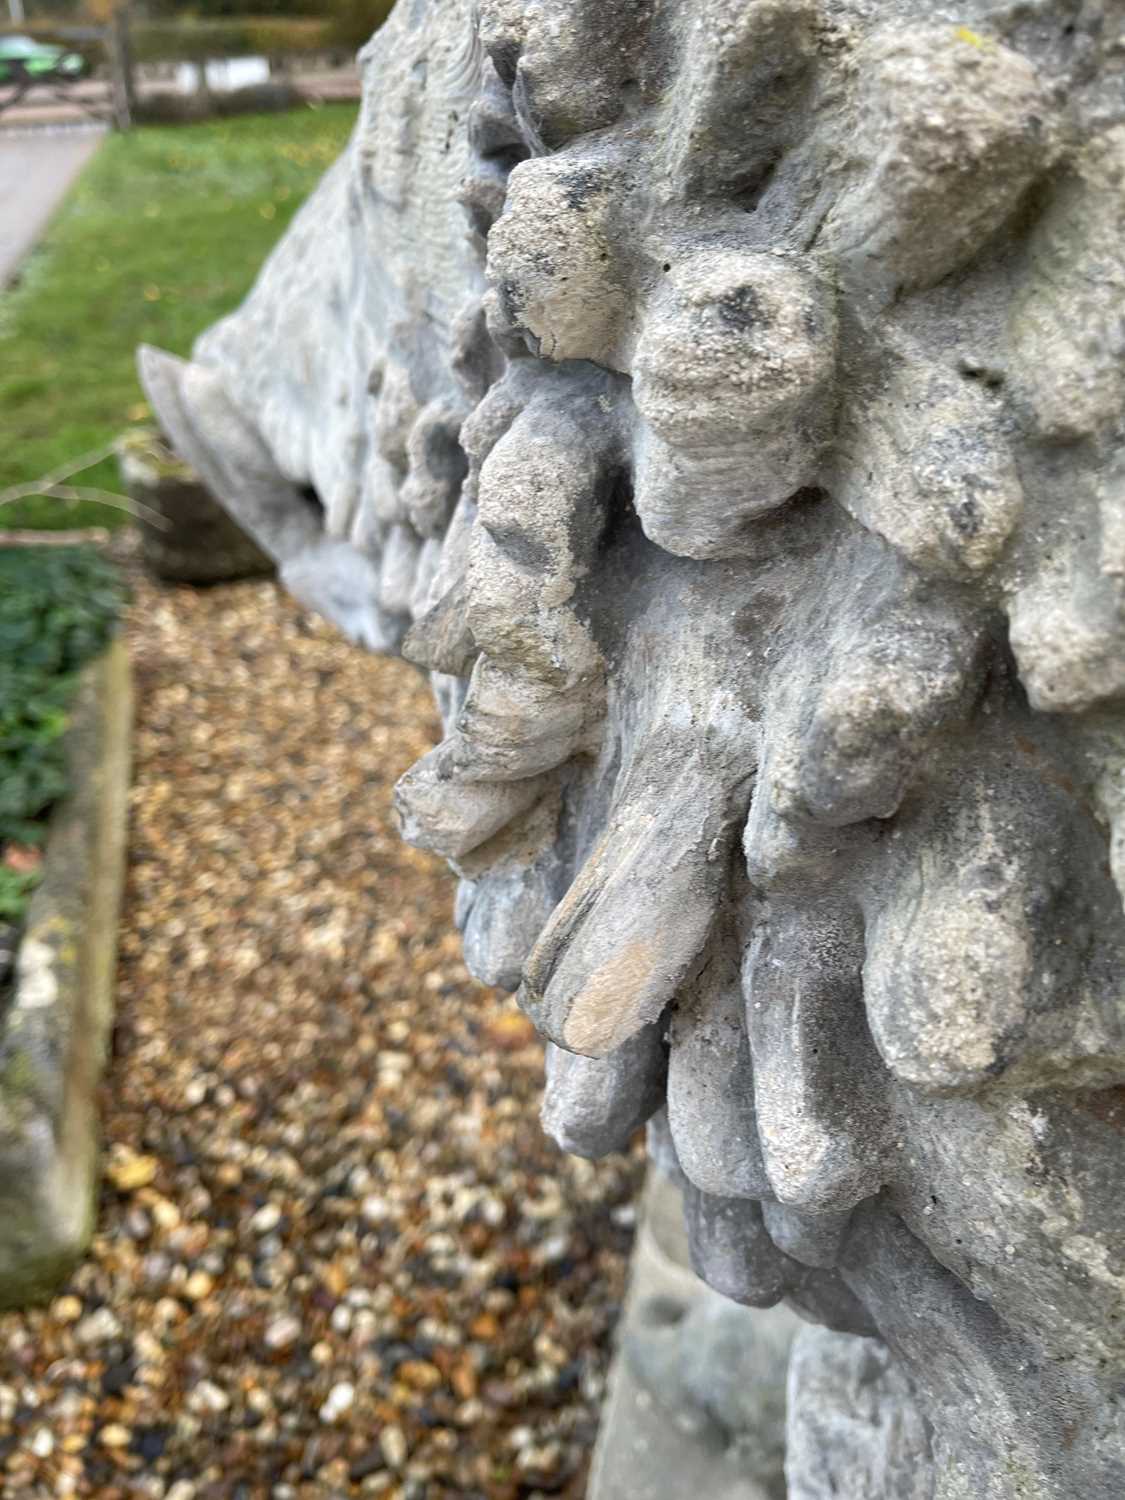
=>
[0,128,103,287]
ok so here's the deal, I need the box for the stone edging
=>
[589,1174,794,1500]
[0,637,132,1307]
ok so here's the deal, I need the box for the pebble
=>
[149,1195,181,1231]
[188,1379,230,1415]
[319,1380,356,1423]
[28,1426,54,1458]
[361,1194,391,1224]
[398,1359,442,1392]
[263,1313,302,1351]
[249,1202,282,1235]
[50,1295,83,1324]
[125,1206,153,1239]
[380,1423,408,1468]
[182,1270,214,1301]
[99,1423,131,1448]
[534,1233,571,1265]
[183,1078,208,1107]
[75,1307,122,1345]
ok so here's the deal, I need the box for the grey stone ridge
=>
[0,641,132,1306]
[137,1,1125,1495]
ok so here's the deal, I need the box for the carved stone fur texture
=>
[139,2,1125,1495]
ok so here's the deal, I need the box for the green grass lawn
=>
[0,104,357,530]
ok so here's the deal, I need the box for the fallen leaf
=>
[3,845,42,875]
[106,1150,159,1192]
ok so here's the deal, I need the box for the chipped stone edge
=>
[0,638,132,1308]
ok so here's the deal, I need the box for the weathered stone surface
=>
[0,643,132,1306]
[116,427,273,585]
[786,1325,933,1500]
[139,1,1125,1493]
[591,1172,796,1500]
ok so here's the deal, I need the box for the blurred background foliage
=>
[2,0,396,58]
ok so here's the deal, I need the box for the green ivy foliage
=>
[0,548,126,918]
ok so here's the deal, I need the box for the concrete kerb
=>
[589,1173,793,1500]
[0,638,132,1307]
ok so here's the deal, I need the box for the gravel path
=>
[0,572,641,1498]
